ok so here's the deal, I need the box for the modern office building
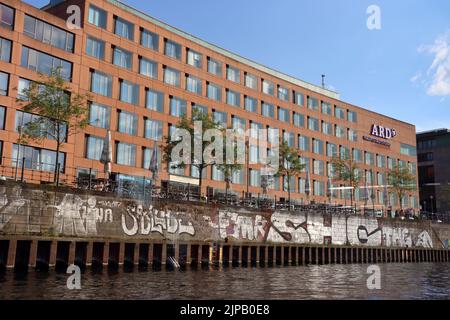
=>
[417,129,450,214]
[0,0,419,209]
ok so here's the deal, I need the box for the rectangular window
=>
[353,149,363,163]
[88,5,107,29]
[300,157,310,173]
[207,82,222,101]
[348,128,357,142]
[114,17,134,40]
[321,102,332,115]
[262,79,274,96]
[313,139,324,155]
[146,89,164,112]
[186,74,202,95]
[314,181,325,196]
[23,15,74,52]
[0,72,8,96]
[86,135,104,160]
[232,116,246,131]
[278,86,289,101]
[377,154,386,168]
[313,160,324,176]
[298,135,310,152]
[140,28,159,51]
[365,152,374,166]
[120,80,139,105]
[400,143,417,157]
[348,110,357,123]
[192,104,207,116]
[86,36,104,59]
[21,47,72,81]
[226,65,240,83]
[340,146,350,159]
[335,125,345,138]
[144,118,162,141]
[17,78,31,100]
[293,91,304,106]
[164,39,181,60]
[308,97,319,111]
[139,57,157,79]
[118,110,138,136]
[0,106,4,130]
[89,103,110,129]
[335,106,346,119]
[143,146,161,170]
[308,117,319,131]
[262,102,274,118]
[0,37,11,62]
[163,67,180,87]
[90,70,112,97]
[244,96,257,113]
[226,89,240,107]
[283,176,296,193]
[113,46,132,69]
[116,142,136,166]
[322,121,332,135]
[170,96,187,117]
[0,3,14,30]
[245,73,257,89]
[249,169,261,187]
[214,110,227,128]
[249,122,262,139]
[212,165,225,182]
[278,107,290,123]
[232,169,244,185]
[12,144,65,172]
[388,157,396,169]
[327,143,337,157]
[207,57,222,76]
[293,112,305,128]
[283,131,294,147]
[187,49,202,68]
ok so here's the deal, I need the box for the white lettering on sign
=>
[371,125,397,140]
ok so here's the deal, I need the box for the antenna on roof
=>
[321,74,326,89]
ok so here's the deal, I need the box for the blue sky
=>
[24,0,450,132]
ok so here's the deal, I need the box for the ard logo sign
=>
[370,125,397,140]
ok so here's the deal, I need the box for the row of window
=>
[86,5,358,124]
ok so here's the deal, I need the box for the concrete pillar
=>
[197,244,202,265]
[103,242,109,266]
[86,241,93,267]
[371,248,375,264]
[68,241,76,265]
[256,246,260,265]
[238,246,242,265]
[228,245,233,265]
[247,246,251,265]
[28,240,38,268]
[118,242,125,265]
[264,246,269,265]
[328,247,332,264]
[288,246,292,265]
[148,243,153,266]
[280,246,285,266]
[133,243,139,265]
[273,246,277,265]
[49,240,57,269]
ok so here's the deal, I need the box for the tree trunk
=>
[287,175,291,211]
[54,122,61,186]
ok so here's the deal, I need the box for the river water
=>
[0,263,449,300]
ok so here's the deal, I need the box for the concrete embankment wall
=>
[0,182,448,271]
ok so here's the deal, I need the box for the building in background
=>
[417,129,450,215]
[0,0,419,210]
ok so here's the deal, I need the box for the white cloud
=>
[418,30,450,96]
[410,71,421,83]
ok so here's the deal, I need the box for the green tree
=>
[387,165,416,211]
[331,153,362,209]
[17,68,89,185]
[275,141,305,209]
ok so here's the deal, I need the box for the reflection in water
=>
[0,263,449,300]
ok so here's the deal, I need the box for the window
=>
[313,139,324,155]
[308,97,319,111]
[186,74,202,95]
[226,89,240,107]
[232,169,244,185]
[262,79,274,96]
[187,49,202,68]
[0,106,5,130]
[213,110,227,128]
[293,112,304,127]
[335,106,346,119]
[226,65,240,83]
[314,181,325,196]
[322,102,332,115]
[86,135,104,160]
[298,135,310,152]
[164,39,181,60]
[278,107,290,123]
[207,57,222,76]
[322,121,332,135]
[308,117,320,131]
[0,37,11,62]
[245,73,257,89]
[118,110,138,136]
[340,146,350,159]
[88,5,107,29]
[387,157,396,169]
[348,128,357,142]
[23,15,74,52]
[244,96,257,113]
[348,110,357,123]
[12,144,65,172]
[400,143,417,157]
[293,91,304,106]
[232,116,246,131]
[278,86,289,101]
[0,72,8,96]
[89,103,110,129]
[163,67,180,87]
[143,146,160,170]
[21,47,72,81]
[212,165,225,182]
[262,102,274,118]
[140,28,159,51]
[113,46,133,70]
[207,82,222,101]
[114,17,134,40]
[120,80,139,105]
[353,149,363,163]
[283,176,296,192]
[249,169,260,187]
[90,70,112,97]
[377,154,386,168]
[365,152,374,166]
[139,57,157,78]
[116,142,136,166]
[86,36,104,59]
[283,131,294,147]
[0,4,14,30]
[17,78,31,100]
[249,122,262,139]
[313,160,325,176]
[335,125,345,138]
[327,143,337,157]
[146,89,164,112]
[170,96,187,117]
[192,104,207,117]
[144,119,162,141]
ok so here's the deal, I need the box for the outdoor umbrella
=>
[100,130,113,180]
[149,143,159,180]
